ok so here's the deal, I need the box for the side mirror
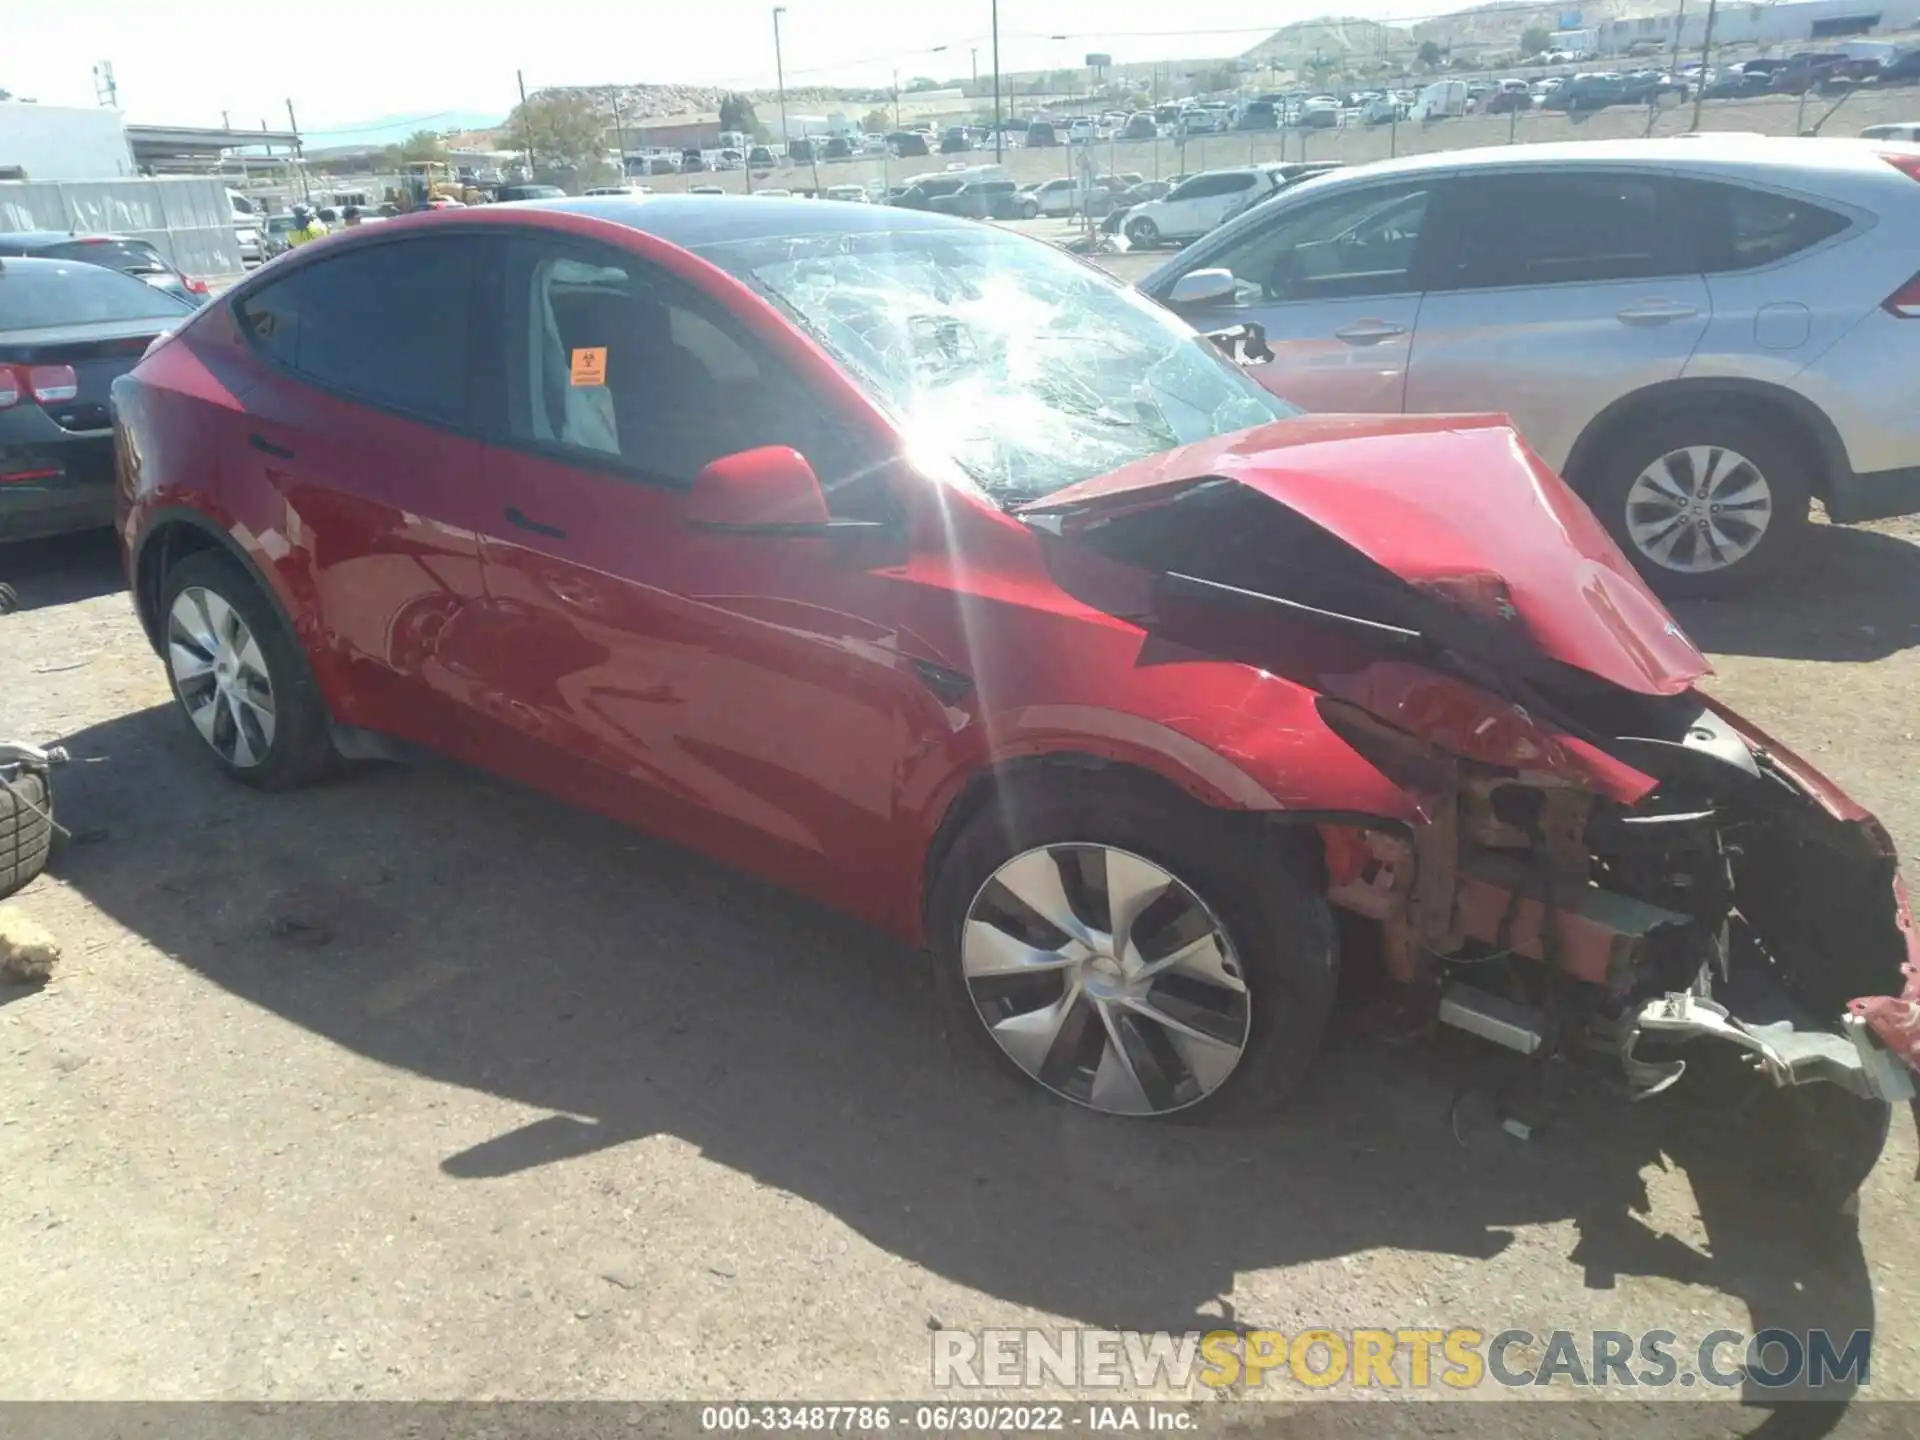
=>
[687,446,827,533]
[1165,268,1237,310]
[686,446,882,536]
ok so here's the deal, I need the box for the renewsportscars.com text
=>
[931,1327,1873,1392]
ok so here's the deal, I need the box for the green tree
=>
[398,129,448,162]
[719,92,758,134]
[1520,25,1552,56]
[504,88,615,190]
[861,106,892,134]
[1417,40,1443,70]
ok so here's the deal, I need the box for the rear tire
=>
[927,774,1336,1123]
[159,551,338,790]
[1585,409,1811,599]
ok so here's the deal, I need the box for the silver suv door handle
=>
[1333,320,1408,345]
[1616,300,1700,325]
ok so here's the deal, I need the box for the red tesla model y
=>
[112,199,1916,1193]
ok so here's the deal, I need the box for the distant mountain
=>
[1241,16,1400,67]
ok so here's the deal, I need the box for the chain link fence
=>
[0,177,245,279]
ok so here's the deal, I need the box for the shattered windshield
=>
[694,226,1298,506]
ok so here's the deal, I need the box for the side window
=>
[234,238,477,425]
[1442,172,1695,290]
[1699,182,1850,273]
[1207,181,1436,304]
[498,238,875,510]
[1164,177,1209,202]
[1219,175,1257,194]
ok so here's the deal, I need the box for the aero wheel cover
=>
[167,586,277,768]
[1624,445,1773,574]
[961,843,1252,1116]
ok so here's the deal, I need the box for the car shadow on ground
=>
[1667,523,1920,664]
[0,531,125,613]
[41,701,1883,1416]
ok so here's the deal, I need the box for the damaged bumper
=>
[1622,991,1917,1105]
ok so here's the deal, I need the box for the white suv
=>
[1123,168,1287,247]
[1141,137,1920,595]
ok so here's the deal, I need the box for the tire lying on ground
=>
[0,767,51,902]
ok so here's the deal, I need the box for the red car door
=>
[464,233,943,927]
[226,235,503,752]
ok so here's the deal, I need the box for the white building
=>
[1600,0,1920,55]
[0,102,135,182]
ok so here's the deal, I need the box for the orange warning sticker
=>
[570,346,607,386]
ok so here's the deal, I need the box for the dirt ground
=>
[3,489,1919,1409]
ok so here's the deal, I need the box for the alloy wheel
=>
[167,586,277,768]
[1624,444,1773,574]
[960,843,1251,1116]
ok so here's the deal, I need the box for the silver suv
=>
[1140,137,1920,596]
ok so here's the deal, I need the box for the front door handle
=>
[1333,320,1408,345]
[504,506,566,540]
[1616,300,1700,325]
[247,432,295,459]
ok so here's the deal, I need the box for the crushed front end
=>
[1017,417,1920,1177]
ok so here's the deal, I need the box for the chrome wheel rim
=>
[961,844,1251,1117]
[1624,445,1773,574]
[167,587,276,768]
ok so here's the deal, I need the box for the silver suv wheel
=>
[1624,444,1774,575]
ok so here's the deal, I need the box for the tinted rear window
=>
[233,237,477,425]
[1700,182,1851,272]
[43,239,171,273]
[0,260,191,330]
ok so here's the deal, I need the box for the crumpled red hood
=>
[1019,414,1711,697]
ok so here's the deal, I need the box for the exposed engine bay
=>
[1313,701,1917,1111]
[1019,436,1920,1150]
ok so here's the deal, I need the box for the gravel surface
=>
[1,501,1916,1408]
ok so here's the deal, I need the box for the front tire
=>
[1021,199,1039,219]
[1125,216,1159,248]
[159,551,338,790]
[1586,410,1811,599]
[927,776,1336,1122]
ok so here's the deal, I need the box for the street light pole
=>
[772,6,790,154]
[1690,0,1718,132]
[992,0,1003,162]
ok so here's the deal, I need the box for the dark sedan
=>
[1,255,193,541]
[926,179,1035,220]
[0,231,211,305]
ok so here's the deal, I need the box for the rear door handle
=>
[504,506,567,540]
[1333,320,1409,345]
[1616,300,1700,325]
[247,432,295,459]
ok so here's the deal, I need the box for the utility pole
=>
[894,69,901,129]
[1690,0,1718,132]
[285,98,308,200]
[1649,0,1688,136]
[972,49,979,86]
[992,0,1003,162]
[772,7,790,155]
[517,70,534,178]
[609,87,627,180]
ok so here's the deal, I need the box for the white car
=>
[1027,176,1100,216]
[1068,119,1099,145]
[1120,167,1285,247]
[825,184,869,202]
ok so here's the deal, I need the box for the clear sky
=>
[6,1,1435,130]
